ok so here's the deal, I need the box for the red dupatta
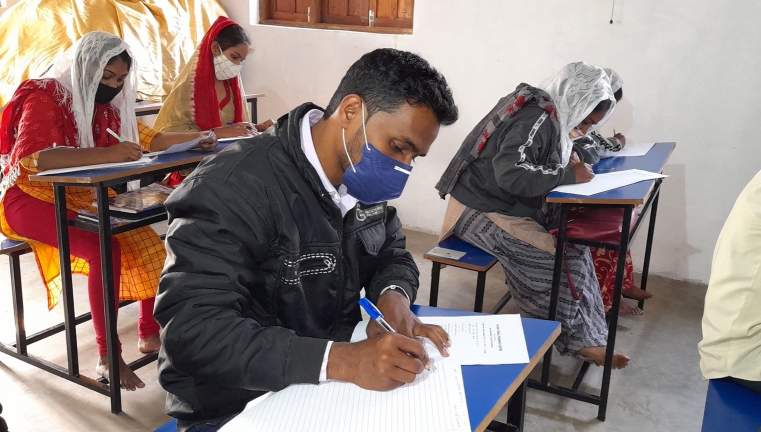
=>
[193,16,245,130]
[0,79,120,181]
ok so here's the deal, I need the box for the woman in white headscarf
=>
[0,32,181,390]
[436,62,630,367]
[573,67,626,164]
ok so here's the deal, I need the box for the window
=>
[259,0,414,34]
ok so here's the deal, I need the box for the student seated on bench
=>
[154,16,271,138]
[0,32,206,391]
[154,16,273,187]
[699,169,761,394]
[436,62,630,368]
[155,48,458,431]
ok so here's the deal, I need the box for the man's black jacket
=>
[154,103,419,423]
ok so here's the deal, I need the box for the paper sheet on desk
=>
[352,314,529,365]
[551,169,667,196]
[419,314,529,365]
[217,134,257,143]
[143,133,210,157]
[599,142,655,158]
[37,156,155,176]
[219,357,469,432]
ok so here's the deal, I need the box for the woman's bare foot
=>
[622,286,653,301]
[138,334,161,354]
[578,346,630,369]
[96,356,145,391]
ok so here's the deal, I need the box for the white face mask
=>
[213,49,242,81]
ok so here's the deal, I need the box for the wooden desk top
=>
[545,142,676,205]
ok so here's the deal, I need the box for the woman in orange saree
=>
[0,32,166,390]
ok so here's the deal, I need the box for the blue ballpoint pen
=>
[358,297,396,333]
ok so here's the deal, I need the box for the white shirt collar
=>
[300,109,358,217]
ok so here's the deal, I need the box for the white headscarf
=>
[604,67,624,94]
[540,62,615,165]
[43,32,138,149]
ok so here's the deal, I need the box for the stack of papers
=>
[107,183,172,214]
[551,169,667,196]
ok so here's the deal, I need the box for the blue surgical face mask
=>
[341,104,412,204]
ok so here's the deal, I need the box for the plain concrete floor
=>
[0,229,708,432]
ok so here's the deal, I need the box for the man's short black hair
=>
[324,48,458,126]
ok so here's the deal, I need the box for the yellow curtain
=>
[0,0,227,109]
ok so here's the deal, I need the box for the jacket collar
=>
[275,103,343,217]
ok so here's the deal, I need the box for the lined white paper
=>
[219,358,470,432]
[599,142,655,158]
[419,314,529,365]
[551,169,667,196]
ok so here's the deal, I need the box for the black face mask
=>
[94,83,123,104]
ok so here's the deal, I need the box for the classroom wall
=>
[219,0,761,285]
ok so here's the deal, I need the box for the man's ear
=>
[335,94,363,130]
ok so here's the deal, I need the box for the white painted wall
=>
[219,0,761,284]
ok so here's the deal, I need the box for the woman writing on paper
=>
[0,32,176,390]
[154,16,272,186]
[154,17,272,137]
[436,62,630,368]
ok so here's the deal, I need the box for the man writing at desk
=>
[155,48,459,431]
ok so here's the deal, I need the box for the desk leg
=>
[249,98,258,124]
[54,185,79,376]
[474,271,486,313]
[506,381,526,432]
[429,262,441,307]
[597,205,633,421]
[95,186,121,414]
[541,204,568,386]
[9,252,26,356]
[638,185,661,310]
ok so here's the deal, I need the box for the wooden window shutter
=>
[370,0,413,28]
